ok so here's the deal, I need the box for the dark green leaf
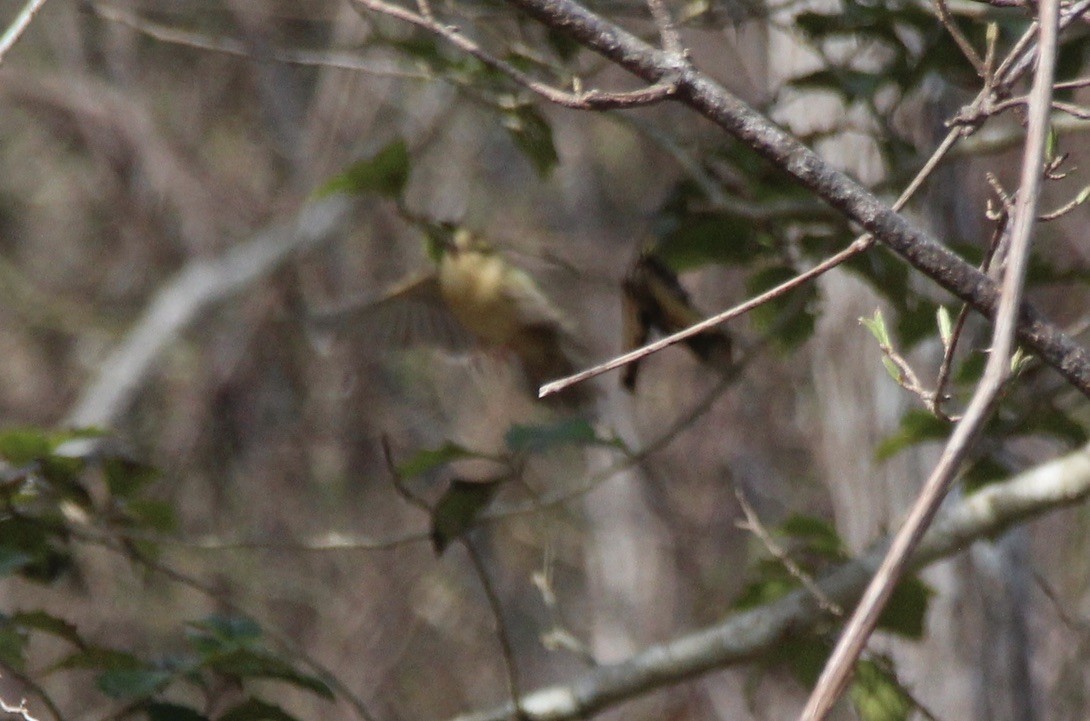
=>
[145,702,210,721]
[655,213,769,271]
[849,660,913,721]
[205,649,333,699]
[505,418,602,454]
[746,265,819,350]
[0,623,26,670]
[104,457,160,500]
[877,576,932,639]
[314,140,410,199]
[97,668,173,700]
[502,105,558,176]
[54,647,143,671]
[397,442,477,478]
[768,634,830,687]
[186,615,262,656]
[11,610,83,647]
[875,409,950,460]
[218,698,298,721]
[0,427,51,464]
[430,478,504,553]
[125,498,178,533]
[732,576,797,610]
[779,515,845,560]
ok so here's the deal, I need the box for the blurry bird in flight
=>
[311,226,593,406]
[621,251,733,390]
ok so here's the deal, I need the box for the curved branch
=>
[449,443,1090,721]
[66,196,352,429]
[489,0,1090,397]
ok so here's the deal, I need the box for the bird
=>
[620,251,733,390]
[311,226,593,406]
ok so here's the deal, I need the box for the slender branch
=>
[349,0,682,109]
[800,0,1061,716]
[92,3,430,79]
[501,0,1090,397]
[66,196,351,428]
[447,443,1090,721]
[463,539,525,720]
[932,0,986,74]
[540,238,870,397]
[734,488,843,616]
[0,0,47,65]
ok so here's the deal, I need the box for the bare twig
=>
[734,488,843,615]
[799,1,1061,717]
[644,0,683,56]
[463,539,525,720]
[447,443,1090,721]
[66,195,351,428]
[540,238,871,397]
[349,0,681,109]
[0,0,47,65]
[932,0,986,74]
[93,4,430,79]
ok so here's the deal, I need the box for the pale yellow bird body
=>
[312,228,590,405]
[438,232,566,347]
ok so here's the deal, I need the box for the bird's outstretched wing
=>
[309,274,476,354]
[621,252,733,390]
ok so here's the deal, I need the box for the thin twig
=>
[932,0,986,74]
[734,488,843,615]
[541,239,870,397]
[462,539,525,720]
[540,126,962,399]
[0,0,47,65]
[644,0,683,56]
[93,3,430,80]
[799,0,1061,717]
[349,0,681,110]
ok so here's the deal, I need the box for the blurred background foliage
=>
[2,1,1090,720]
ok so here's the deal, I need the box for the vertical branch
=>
[798,0,1062,718]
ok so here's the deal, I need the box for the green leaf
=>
[186,615,262,656]
[54,647,143,671]
[778,514,845,560]
[880,357,901,383]
[849,660,913,721]
[860,310,891,347]
[314,140,410,199]
[936,306,953,347]
[430,478,504,553]
[505,418,601,454]
[768,634,830,687]
[396,442,477,478]
[654,212,767,271]
[11,610,83,647]
[103,456,160,500]
[145,702,210,721]
[218,698,299,721]
[747,265,819,350]
[0,427,51,465]
[0,623,27,671]
[875,409,950,460]
[732,576,797,610]
[207,649,334,700]
[502,105,558,176]
[97,668,173,700]
[125,498,178,533]
[877,575,932,639]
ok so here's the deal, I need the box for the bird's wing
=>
[310,273,476,353]
[501,265,572,331]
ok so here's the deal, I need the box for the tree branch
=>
[446,443,1090,721]
[490,0,1090,397]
